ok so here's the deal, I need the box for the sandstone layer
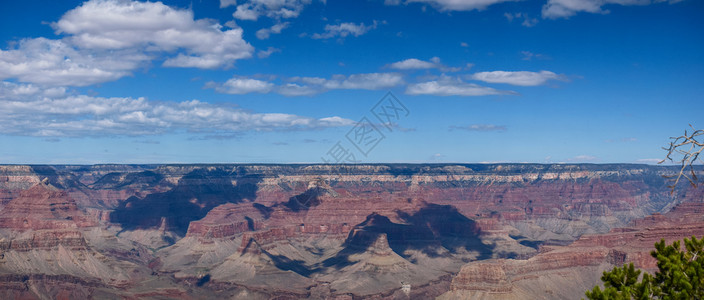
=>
[0,164,700,299]
[439,200,704,300]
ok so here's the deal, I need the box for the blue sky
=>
[0,0,702,164]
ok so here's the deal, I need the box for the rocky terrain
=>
[438,200,704,300]
[0,164,700,299]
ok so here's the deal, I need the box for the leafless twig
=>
[660,124,703,193]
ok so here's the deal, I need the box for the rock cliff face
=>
[0,182,141,300]
[0,183,96,231]
[439,200,704,300]
[0,164,700,299]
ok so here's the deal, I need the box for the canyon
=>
[0,164,701,299]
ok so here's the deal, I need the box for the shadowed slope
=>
[110,168,262,236]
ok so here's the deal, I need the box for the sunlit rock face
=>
[0,164,700,299]
[0,183,97,231]
[439,200,704,300]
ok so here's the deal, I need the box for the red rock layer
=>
[424,180,649,221]
[0,184,96,231]
[451,262,512,293]
[186,202,266,239]
[235,223,352,252]
[449,201,704,295]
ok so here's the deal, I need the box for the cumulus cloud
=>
[312,21,378,39]
[0,81,353,137]
[0,0,254,86]
[388,57,439,70]
[292,72,404,90]
[0,38,147,86]
[406,76,515,96]
[388,57,460,72]
[233,0,312,21]
[210,73,404,96]
[323,73,403,89]
[55,0,253,69]
[215,77,275,94]
[542,0,610,18]
[387,0,517,11]
[0,82,69,100]
[276,83,320,96]
[541,0,681,19]
[471,70,565,86]
[256,22,290,39]
[234,6,261,21]
[450,124,507,131]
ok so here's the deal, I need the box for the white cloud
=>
[388,0,517,11]
[0,38,146,86]
[521,51,550,60]
[541,0,680,19]
[471,70,565,86]
[0,81,352,137]
[300,72,404,90]
[0,82,39,98]
[542,0,609,18]
[388,57,460,72]
[224,20,239,29]
[220,0,238,8]
[162,54,221,69]
[234,5,260,20]
[504,12,538,27]
[211,73,404,96]
[276,83,320,96]
[312,21,378,39]
[233,0,312,21]
[257,47,281,58]
[635,158,662,164]
[0,0,254,87]
[318,116,357,126]
[522,17,539,27]
[388,58,439,70]
[0,82,68,100]
[256,22,290,39]
[54,0,253,69]
[215,77,275,94]
[406,76,515,96]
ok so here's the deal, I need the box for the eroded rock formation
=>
[0,164,700,299]
[440,200,704,299]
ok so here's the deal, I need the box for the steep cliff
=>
[439,200,704,299]
[0,163,699,299]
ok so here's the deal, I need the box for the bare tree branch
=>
[660,124,704,193]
